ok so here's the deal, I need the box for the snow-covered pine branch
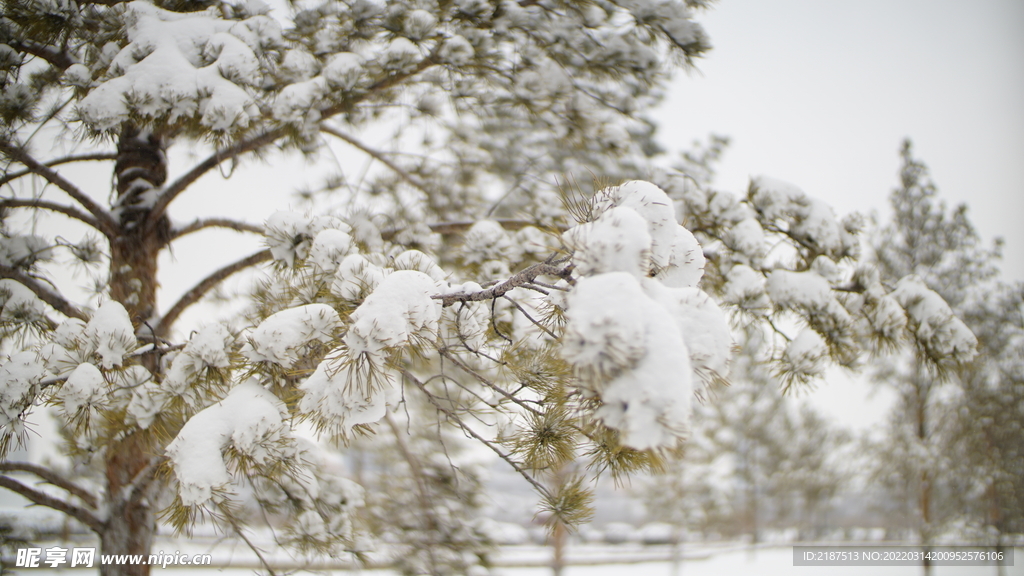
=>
[119,179,978,542]
[0,0,983,572]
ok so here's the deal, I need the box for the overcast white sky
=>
[659,0,1024,284]
[653,0,1024,429]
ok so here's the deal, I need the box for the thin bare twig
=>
[402,371,554,501]
[382,413,443,571]
[490,298,513,344]
[527,280,569,291]
[225,513,278,576]
[321,125,430,193]
[437,373,501,410]
[437,348,543,417]
[519,284,550,296]
[502,295,558,339]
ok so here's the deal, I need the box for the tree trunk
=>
[99,126,172,576]
[669,523,683,576]
[550,464,568,576]
[101,433,157,576]
[109,126,170,335]
[550,519,566,576]
[914,372,932,576]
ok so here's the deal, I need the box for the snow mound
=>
[242,304,341,368]
[166,380,290,506]
[344,270,442,359]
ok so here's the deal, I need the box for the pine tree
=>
[1,4,978,576]
[868,140,1003,575]
[948,281,1024,576]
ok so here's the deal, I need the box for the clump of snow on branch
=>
[564,207,652,278]
[891,275,977,363]
[643,281,732,387]
[78,1,282,132]
[265,211,350,268]
[576,181,707,285]
[242,304,341,368]
[460,220,522,266]
[124,324,240,425]
[723,264,771,314]
[750,177,859,258]
[298,350,396,436]
[394,250,448,282]
[0,279,49,326]
[767,270,839,314]
[38,319,89,376]
[298,266,443,434]
[560,181,731,448]
[84,301,137,369]
[562,273,695,450]
[322,52,365,90]
[166,380,291,506]
[562,273,651,377]
[331,254,389,300]
[344,270,442,360]
[854,269,908,346]
[58,362,107,415]
[163,324,234,394]
[779,328,829,384]
[308,229,355,274]
[0,352,46,440]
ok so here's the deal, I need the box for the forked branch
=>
[0,143,116,235]
[433,258,574,307]
[148,49,440,228]
[150,130,285,229]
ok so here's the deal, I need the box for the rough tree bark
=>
[99,125,171,576]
